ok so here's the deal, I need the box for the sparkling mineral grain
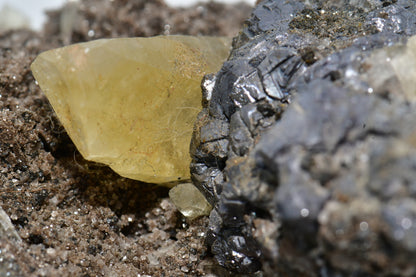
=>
[31,36,231,184]
[190,0,416,274]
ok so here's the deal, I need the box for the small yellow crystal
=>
[169,183,212,220]
[31,36,231,184]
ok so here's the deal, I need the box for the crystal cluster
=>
[190,0,416,275]
[31,36,231,184]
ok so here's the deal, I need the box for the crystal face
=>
[31,36,231,184]
[169,183,212,220]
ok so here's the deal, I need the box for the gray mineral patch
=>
[190,0,416,275]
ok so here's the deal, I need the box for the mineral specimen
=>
[169,183,212,220]
[31,35,231,184]
[190,0,416,275]
[0,207,21,244]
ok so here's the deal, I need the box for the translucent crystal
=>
[31,36,231,184]
[390,35,416,99]
[169,183,212,220]
[0,207,22,243]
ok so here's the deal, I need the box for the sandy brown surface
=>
[0,1,252,276]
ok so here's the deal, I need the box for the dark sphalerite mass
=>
[190,0,416,275]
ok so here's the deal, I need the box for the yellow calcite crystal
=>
[169,183,212,220]
[31,36,231,184]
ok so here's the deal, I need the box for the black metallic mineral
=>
[190,0,416,275]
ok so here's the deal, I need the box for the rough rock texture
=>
[190,0,416,275]
[43,0,252,45]
[0,0,251,276]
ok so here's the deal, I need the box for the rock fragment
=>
[0,207,23,277]
[190,0,416,275]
